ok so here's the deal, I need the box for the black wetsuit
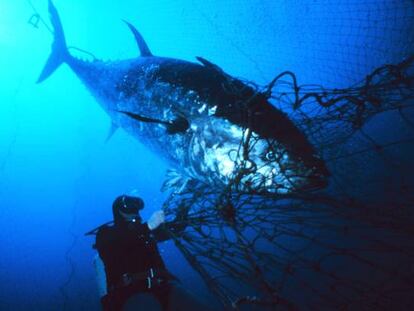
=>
[96,222,176,311]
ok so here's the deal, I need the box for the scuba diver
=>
[90,195,214,311]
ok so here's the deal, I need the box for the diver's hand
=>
[147,210,165,230]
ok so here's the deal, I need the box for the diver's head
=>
[112,195,144,225]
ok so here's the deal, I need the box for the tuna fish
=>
[38,0,329,194]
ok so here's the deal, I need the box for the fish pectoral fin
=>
[105,122,119,142]
[117,110,162,124]
[118,110,189,135]
[123,20,153,57]
[165,116,190,134]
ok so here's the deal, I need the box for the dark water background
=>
[0,1,413,310]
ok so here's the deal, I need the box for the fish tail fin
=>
[37,0,69,83]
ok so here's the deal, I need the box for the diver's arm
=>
[147,210,165,230]
[146,210,171,241]
[152,206,190,242]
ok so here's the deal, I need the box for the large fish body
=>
[39,1,329,193]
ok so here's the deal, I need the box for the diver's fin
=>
[37,0,69,83]
[123,20,153,57]
[105,122,119,142]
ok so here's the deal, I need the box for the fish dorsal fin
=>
[123,20,153,57]
[196,56,223,72]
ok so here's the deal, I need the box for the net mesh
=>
[23,0,414,310]
[187,0,414,86]
[161,1,414,309]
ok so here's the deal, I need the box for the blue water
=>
[0,1,413,310]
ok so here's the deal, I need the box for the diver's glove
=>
[147,210,165,230]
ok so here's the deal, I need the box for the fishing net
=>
[24,0,414,309]
[161,2,414,309]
